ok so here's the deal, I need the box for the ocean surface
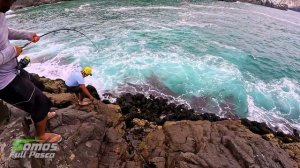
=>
[6,0,300,133]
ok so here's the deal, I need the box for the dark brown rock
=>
[136,120,298,168]
[117,93,223,127]
[0,101,10,125]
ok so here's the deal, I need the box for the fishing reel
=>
[17,56,31,70]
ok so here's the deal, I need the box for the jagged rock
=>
[262,133,275,141]
[242,118,300,143]
[137,120,298,168]
[42,78,67,94]
[280,143,300,168]
[44,92,75,109]
[133,118,148,127]
[241,118,273,135]
[117,93,223,127]
[0,101,125,168]
[86,85,101,100]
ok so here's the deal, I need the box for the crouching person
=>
[65,67,98,105]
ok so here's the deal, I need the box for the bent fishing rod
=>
[21,28,99,51]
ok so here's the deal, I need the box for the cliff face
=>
[219,0,300,10]
[0,74,299,168]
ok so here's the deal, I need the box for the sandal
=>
[37,133,63,144]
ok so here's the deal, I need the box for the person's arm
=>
[8,28,35,41]
[0,44,21,65]
[79,84,95,100]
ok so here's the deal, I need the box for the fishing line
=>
[21,28,99,52]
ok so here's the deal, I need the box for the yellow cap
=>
[82,67,93,76]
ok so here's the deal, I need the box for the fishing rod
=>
[21,28,99,51]
[17,28,99,72]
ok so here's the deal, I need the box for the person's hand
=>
[15,46,23,58]
[31,34,40,43]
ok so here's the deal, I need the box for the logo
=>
[10,139,58,159]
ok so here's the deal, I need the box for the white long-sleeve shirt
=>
[0,12,33,90]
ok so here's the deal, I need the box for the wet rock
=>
[293,129,299,138]
[87,85,101,100]
[241,119,300,143]
[275,131,300,143]
[241,118,273,135]
[117,93,223,127]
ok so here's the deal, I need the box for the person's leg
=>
[35,116,61,143]
[72,87,89,105]
[0,76,62,143]
[78,93,84,102]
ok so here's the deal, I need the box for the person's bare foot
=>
[47,112,57,119]
[37,133,62,143]
[78,101,90,106]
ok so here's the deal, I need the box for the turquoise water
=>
[7,0,300,133]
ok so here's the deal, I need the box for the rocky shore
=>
[0,74,299,168]
[219,0,300,11]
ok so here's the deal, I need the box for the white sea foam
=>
[79,3,91,10]
[5,14,17,19]
[109,6,183,12]
[189,4,300,27]
[246,78,300,134]
[211,41,237,50]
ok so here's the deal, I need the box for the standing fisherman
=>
[0,0,62,143]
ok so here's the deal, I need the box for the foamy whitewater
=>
[6,0,300,134]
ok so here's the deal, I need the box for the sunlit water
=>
[6,0,300,133]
